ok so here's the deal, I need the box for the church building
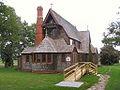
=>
[18,6,98,73]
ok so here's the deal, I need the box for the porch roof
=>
[21,47,36,54]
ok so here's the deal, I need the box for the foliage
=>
[102,21,120,46]
[0,2,22,67]
[17,21,35,55]
[100,45,119,65]
[0,2,35,68]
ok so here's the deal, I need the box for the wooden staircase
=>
[64,62,97,81]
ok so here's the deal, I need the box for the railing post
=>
[75,70,76,81]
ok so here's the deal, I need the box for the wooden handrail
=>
[64,62,97,81]
[64,63,79,72]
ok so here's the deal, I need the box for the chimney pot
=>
[37,6,43,11]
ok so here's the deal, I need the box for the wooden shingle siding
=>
[19,7,98,73]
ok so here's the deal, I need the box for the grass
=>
[0,60,17,65]
[0,65,99,90]
[0,60,3,64]
[98,64,120,90]
[105,65,120,90]
[78,74,99,89]
[1,64,119,90]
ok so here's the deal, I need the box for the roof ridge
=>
[50,9,80,41]
[50,9,76,29]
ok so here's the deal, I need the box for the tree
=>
[17,21,35,55]
[102,6,120,46]
[0,2,22,67]
[101,7,120,65]
[0,2,35,67]
[20,21,35,49]
[100,45,119,65]
[102,21,120,46]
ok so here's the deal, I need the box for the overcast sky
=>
[3,0,120,52]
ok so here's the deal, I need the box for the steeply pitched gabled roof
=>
[22,36,76,54]
[53,38,75,53]
[91,44,98,54]
[78,31,90,53]
[78,31,97,53]
[22,8,98,54]
[33,36,57,53]
[43,9,80,41]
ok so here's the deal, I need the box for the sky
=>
[2,0,120,52]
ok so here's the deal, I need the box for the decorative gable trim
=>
[43,9,58,25]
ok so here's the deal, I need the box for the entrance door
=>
[72,52,77,64]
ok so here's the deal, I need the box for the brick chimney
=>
[35,6,44,46]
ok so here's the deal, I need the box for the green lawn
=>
[0,60,3,64]
[0,66,99,90]
[0,64,119,90]
[0,60,17,65]
[98,64,120,90]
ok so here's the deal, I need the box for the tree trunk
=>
[5,59,13,68]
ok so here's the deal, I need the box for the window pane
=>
[47,54,51,63]
[62,54,66,62]
[37,54,41,63]
[42,54,46,63]
[33,54,36,63]
[26,55,29,62]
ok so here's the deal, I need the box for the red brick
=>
[35,6,44,45]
